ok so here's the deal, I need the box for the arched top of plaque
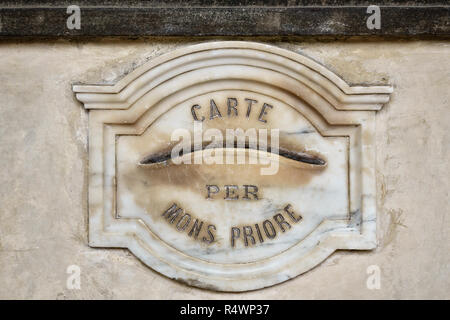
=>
[73,41,392,292]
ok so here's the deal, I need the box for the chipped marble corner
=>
[72,41,393,292]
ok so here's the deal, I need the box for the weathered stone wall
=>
[0,39,448,299]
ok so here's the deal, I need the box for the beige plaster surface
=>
[0,39,448,299]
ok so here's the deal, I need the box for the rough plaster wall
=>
[0,39,448,299]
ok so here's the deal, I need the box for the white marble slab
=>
[73,41,392,291]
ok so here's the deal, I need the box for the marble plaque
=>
[73,41,393,291]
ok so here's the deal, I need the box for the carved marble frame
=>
[73,41,392,292]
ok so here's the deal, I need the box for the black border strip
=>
[0,3,448,39]
[0,300,447,317]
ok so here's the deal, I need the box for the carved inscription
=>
[206,184,259,200]
[162,203,216,244]
[161,203,302,249]
[230,204,303,247]
[157,95,304,249]
[191,97,273,123]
